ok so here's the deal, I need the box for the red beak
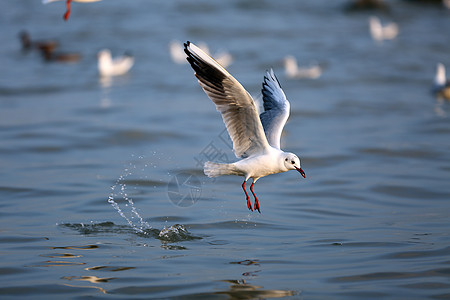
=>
[295,166,306,178]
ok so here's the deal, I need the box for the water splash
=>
[106,155,202,243]
[158,224,200,242]
[108,156,152,235]
[59,222,201,244]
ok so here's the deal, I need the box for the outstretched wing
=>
[184,41,270,158]
[259,69,290,149]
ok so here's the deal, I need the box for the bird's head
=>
[283,153,306,178]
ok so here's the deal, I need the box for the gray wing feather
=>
[259,69,290,149]
[184,41,270,158]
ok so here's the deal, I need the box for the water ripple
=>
[371,184,449,200]
[383,246,450,259]
[357,146,444,160]
[59,222,202,244]
[330,267,450,283]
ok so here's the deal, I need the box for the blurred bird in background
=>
[433,63,450,101]
[283,55,323,79]
[170,40,233,68]
[97,49,134,77]
[369,16,399,42]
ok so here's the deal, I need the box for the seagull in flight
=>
[43,0,102,21]
[184,41,306,213]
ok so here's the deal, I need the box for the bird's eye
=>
[291,161,295,164]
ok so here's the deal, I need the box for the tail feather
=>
[204,161,240,178]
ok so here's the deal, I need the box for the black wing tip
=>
[183,41,190,58]
[183,40,226,86]
[184,41,197,68]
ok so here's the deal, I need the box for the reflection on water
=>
[85,266,136,272]
[62,275,116,283]
[63,283,108,294]
[51,244,99,250]
[201,279,297,299]
[33,261,86,267]
[34,226,297,298]
[230,259,260,266]
[41,253,82,258]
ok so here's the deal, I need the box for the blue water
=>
[1,0,450,299]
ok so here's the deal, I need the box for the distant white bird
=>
[170,40,195,64]
[184,41,306,213]
[433,63,450,101]
[43,0,102,21]
[369,16,399,42]
[97,49,134,77]
[170,40,233,68]
[283,55,322,79]
[213,49,234,69]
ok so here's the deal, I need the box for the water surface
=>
[1,0,450,299]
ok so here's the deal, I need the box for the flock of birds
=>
[25,0,450,213]
[27,0,449,99]
[19,31,134,78]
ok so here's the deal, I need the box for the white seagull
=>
[369,16,399,42]
[433,63,450,101]
[184,41,306,213]
[97,49,134,77]
[283,55,322,79]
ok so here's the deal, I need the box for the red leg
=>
[242,180,252,211]
[64,0,72,21]
[250,181,260,213]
